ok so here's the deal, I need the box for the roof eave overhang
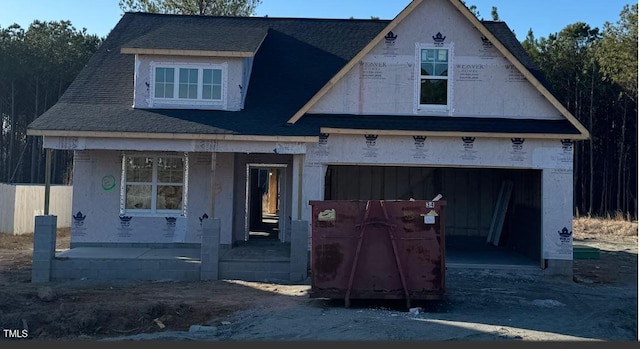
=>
[26,129,319,143]
[120,47,254,57]
[320,127,588,140]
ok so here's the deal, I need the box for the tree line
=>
[0,1,636,219]
[0,1,262,185]
[522,3,638,219]
[0,20,102,185]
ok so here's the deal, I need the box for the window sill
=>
[152,98,224,105]
[120,212,185,218]
[416,105,450,114]
[150,98,225,109]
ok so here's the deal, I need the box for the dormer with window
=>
[120,24,268,111]
[150,62,228,108]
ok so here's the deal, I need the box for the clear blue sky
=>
[0,0,635,41]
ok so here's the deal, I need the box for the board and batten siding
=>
[324,166,540,242]
[0,183,72,235]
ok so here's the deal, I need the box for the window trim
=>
[414,42,454,114]
[149,62,228,108]
[119,153,189,217]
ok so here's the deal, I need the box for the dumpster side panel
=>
[385,201,446,297]
[309,200,446,301]
[310,201,363,291]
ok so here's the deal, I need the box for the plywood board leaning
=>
[487,180,513,246]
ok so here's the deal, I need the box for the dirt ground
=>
[0,218,637,342]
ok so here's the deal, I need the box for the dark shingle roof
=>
[28,11,579,137]
[28,13,390,136]
[122,23,269,52]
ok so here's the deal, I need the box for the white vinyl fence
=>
[0,183,72,235]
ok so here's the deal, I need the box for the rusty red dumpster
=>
[309,199,446,308]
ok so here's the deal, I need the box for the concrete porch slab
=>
[56,247,150,259]
[139,248,201,260]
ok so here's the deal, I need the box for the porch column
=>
[200,218,221,281]
[32,215,57,283]
[213,153,234,245]
[44,148,52,215]
[300,163,326,221]
[291,155,304,221]
[290,220,309,281]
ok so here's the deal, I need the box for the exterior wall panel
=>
[309,0,562,120]
[304,133,573,261]
[70,150,211,245]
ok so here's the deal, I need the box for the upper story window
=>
[150,62,227,108]
[202,69,222,100]
[178,68,198,99]
[155,67,175,98]
[415,43,453,113]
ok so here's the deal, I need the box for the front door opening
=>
[245,164,286,241]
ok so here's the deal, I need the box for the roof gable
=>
[286,0,589,140]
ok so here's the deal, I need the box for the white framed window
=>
[415,43,453,113]
[120,153,189,216]
[154,67,175,98]
[178,68,198,99]
[202,68,223,100]
[150,62,227,107]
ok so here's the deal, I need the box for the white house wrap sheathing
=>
[301,134,575,261]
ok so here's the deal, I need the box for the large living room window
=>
[415,43,453,112]
[150,62,227,107]
[121,154,188,215]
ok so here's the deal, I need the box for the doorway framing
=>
[244,163,288,242]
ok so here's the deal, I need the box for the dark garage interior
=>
[323,165,542,268]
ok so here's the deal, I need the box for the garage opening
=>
[324,165,542,268]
